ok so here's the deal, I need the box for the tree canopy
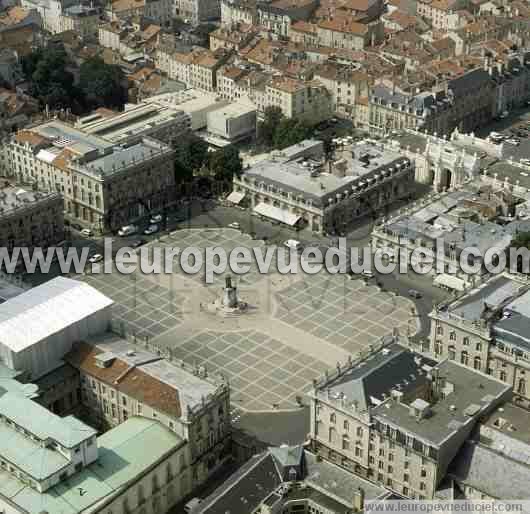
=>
[21,50,125,112]
[79,57,126,110]
[258,106,312,150]
[208,145,243,183]
[21,48,79,110]
[173,133,210,184]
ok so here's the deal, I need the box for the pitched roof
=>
[64,341,182,419]
[318,18,369,35]
[450,441,530,499]
[290,20,318,33]
[0,278,113,354]
[14,129,49,147]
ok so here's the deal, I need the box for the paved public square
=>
[79,228,417,411]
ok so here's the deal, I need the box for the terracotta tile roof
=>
[290,20,318,33]
[431,37,455,51]
[64,342,131,385]
[111,0,145,12]
[142,24,160,40]
[194,53,218,68]
[64,342,182,420]
[128,66,156,82]
[95,107,119,118]
[338,0,376,12]
[269,76,306,93]
[318,18,369,35]
[52,149,76,172]
[14,130,49,147]
[0,7,32,26]
[221,66,248,80]
[356,95,369,105]
[384,9,420,29]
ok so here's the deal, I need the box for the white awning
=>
[226,191,246,205]
[253,203,301,226]
[433,274,466,291]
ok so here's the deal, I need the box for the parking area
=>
[78,228,417,411]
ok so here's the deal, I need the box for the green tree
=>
[22,48,77,109]
[258,106,283,149]
[173,133,210,183]
[208,145,243,184]
[79,57,125,109]
[273,118,312,149]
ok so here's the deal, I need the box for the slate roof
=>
[195,452,283,514]
[324,344,435,411]
[449,441,530,499]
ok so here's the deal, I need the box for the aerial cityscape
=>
[0,0,530,511]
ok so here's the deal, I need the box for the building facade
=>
[233,139,414,233]
[428,273,530,409]
[0,186,64,256]
[308,341,511,499]
[65,336,232,490]
[6,121,176,231]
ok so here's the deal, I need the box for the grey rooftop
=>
[0,391,97,449]
[319,344,436,412]
[372,360,510,445]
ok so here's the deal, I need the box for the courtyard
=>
[79,228,417,411]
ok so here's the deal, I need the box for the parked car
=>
[118,225,138,237]
[144,224,159,235]
[80,228,93,237]
[507,139,520,146]
[283,239,302,251]
[520,158,530,166]
[408,289,422,299]
[150,214,163,224]
[130,239,146,248]
[362,270,374,278]
[228,222,240,229]
[88,253,103,263]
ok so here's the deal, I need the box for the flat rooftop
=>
[442,274,526,322]
[0,187,60,217]
[243,140,405,206]
[80,138,172,177]
[0,417,183,514]
[78,102,189,143]
[372,360,510,445]
[488,160,530,192]
[385,215,514,255]
[31,120,113,154]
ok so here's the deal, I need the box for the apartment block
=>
[0,380,189,514]
[7,121,175,231]
[65,335,231,489]
[234,139,414,233]
[428,273,530,408]
[0,185,64,255]
[309,341,511,499]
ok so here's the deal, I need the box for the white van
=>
[184,498,202,513]
[284,239,302,251]
[118,225,138,237]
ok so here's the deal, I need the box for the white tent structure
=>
[0,277,113,380]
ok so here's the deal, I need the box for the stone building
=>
[308,340,511,499]
[257,0,318,37]
[0,185,64,256]
[233,138,414,233]
[65,335,232,489]
[6,121,175,231]
[427,273,530,409]
[220,0,258,26]
[369,68,495,137]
